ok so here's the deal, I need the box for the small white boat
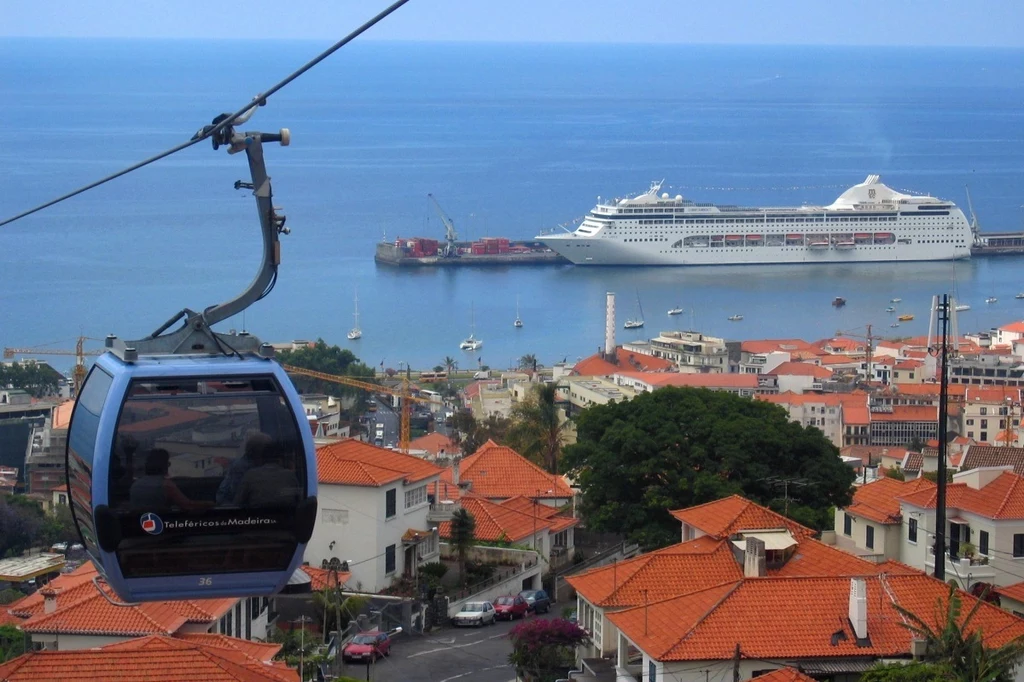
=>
[986,296,998,304]
[728,314,743,321]
[668,306,683,316]
[955,303,971,312]
[885,306,896,313]
[347,290,362,340]
[624,290,646,329]
[460,303,483,350]
[891,322,900,328]
[1016,293,1024,300]
[514,295,523,328]
[891,298,902,303]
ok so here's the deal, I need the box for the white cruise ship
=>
[540,176,976,266]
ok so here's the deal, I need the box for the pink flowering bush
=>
[508,618,590,682]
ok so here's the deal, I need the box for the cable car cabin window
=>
[109,376,308,579]
[67,368,115,553]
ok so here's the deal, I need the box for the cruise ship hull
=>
[541,236,971,266]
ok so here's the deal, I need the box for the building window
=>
[866,525,875,549]
[909,517,918,543]
[405,485,427,509]
[385,544,396,574]
[980,530,989,556]
[1014,534,1024,558]
[649,660,657,681]
[386,489,397,518]
[844,513,852,536]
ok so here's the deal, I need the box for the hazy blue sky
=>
[5,0,1023,47]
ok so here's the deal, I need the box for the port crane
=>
[282,365,432,453]
[427,193,459,258]
[3,336,103,396]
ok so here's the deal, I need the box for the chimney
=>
[452,459,460,486]
[605,292,616,357]
[743,537,766,577]
[848,578,868,641]
[40,587,59,614]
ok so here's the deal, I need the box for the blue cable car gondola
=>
[65,119,318,601]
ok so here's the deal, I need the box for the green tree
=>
[862,662,955,682]
[1,496,45,558]
[0,589,24,605]
[562,386,855,550]
[267,624,324,682]
[518,354,538,372]
[450,508,476,585]
[276,339,376,395]
[312,591,368,636]
[886,467,907,481]
[452,411,512,456]
[40,504,78,549]
[508,617,589,682]
[0,362,61,398]
[895,584,1024,682]
[0,624,26,664]
[507,383,571,474]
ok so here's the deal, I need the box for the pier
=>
[972,231,1024,256]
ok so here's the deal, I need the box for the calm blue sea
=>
[1,40,1023,372]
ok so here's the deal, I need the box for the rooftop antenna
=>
[927,294,953,581]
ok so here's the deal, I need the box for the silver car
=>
[451,601,496,627]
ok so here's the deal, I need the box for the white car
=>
[451,601,496,627]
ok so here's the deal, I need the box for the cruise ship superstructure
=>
[540,176,976,266]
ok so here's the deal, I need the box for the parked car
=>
[342,631,392,663]
[493,594,529,620]
[518,589,552,614]
[452,601,496,627]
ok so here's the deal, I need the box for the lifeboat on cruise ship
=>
[854,232,873,244]
[746,234,763,241]
[836,241,856,250]
[785,233,804,245]
[873,232,896,244]
[725,235,743,245]
[808,240,830,249]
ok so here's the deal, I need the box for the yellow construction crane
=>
[282,364,432,453]
[3,336,103,396]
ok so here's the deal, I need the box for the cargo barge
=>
[374,236,568,267]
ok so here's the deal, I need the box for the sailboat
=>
[667,306,683,315]
[347,290,362,340]
[514,296,523,328]
[460,303,483,350]
[624,290,645,329]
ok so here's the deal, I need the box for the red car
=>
[493,594,529,620]
[342,630,392,663]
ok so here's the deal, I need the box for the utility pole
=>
[933,294,950,581]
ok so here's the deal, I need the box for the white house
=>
[309,439,443,593]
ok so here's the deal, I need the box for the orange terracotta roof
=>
[606,574,1024,663]
[814,337,866,353]
[995,581,1024,603]
[844,404,871,425]
[900,471,1024,519]
[894,359,924,370]
[7,563,99,619]
[752,668,819,682]
[765,362,834,379]
[769,538,878,577]
[669,495,815,540]
[999,321,1024,334]
[174,633,283,663]
[52,400,75,430]
[453,440,574,500]
[871,405,938,422]
[741,340,818,355]
[299,565,350,591]
[817,354,860,366]
[890,382,967,397]
[0,634,299,681]
[19,585,188,636]
[408,432,458,456]
[566,537,737,607]
[437,496,551,543]
[615,372,760,389]
[317,439,442,487]
[430,478,463,502]
[965,386,1024,403]
[499,496,579,534]
[573,348,674,376]
[845,477,935,525]
[757,392,847,408]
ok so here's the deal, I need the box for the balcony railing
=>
[427,500,460,523]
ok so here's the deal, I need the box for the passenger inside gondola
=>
[129,448,210,512]
[233,433,301,508]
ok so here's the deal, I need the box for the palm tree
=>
[518,354,538,372]
[509,383,570,474]
[895,583,1024,682]
[450,508,476,585]
[444,356,457,387]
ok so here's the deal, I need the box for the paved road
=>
[340,612,559,682]
[373,398,400,448]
